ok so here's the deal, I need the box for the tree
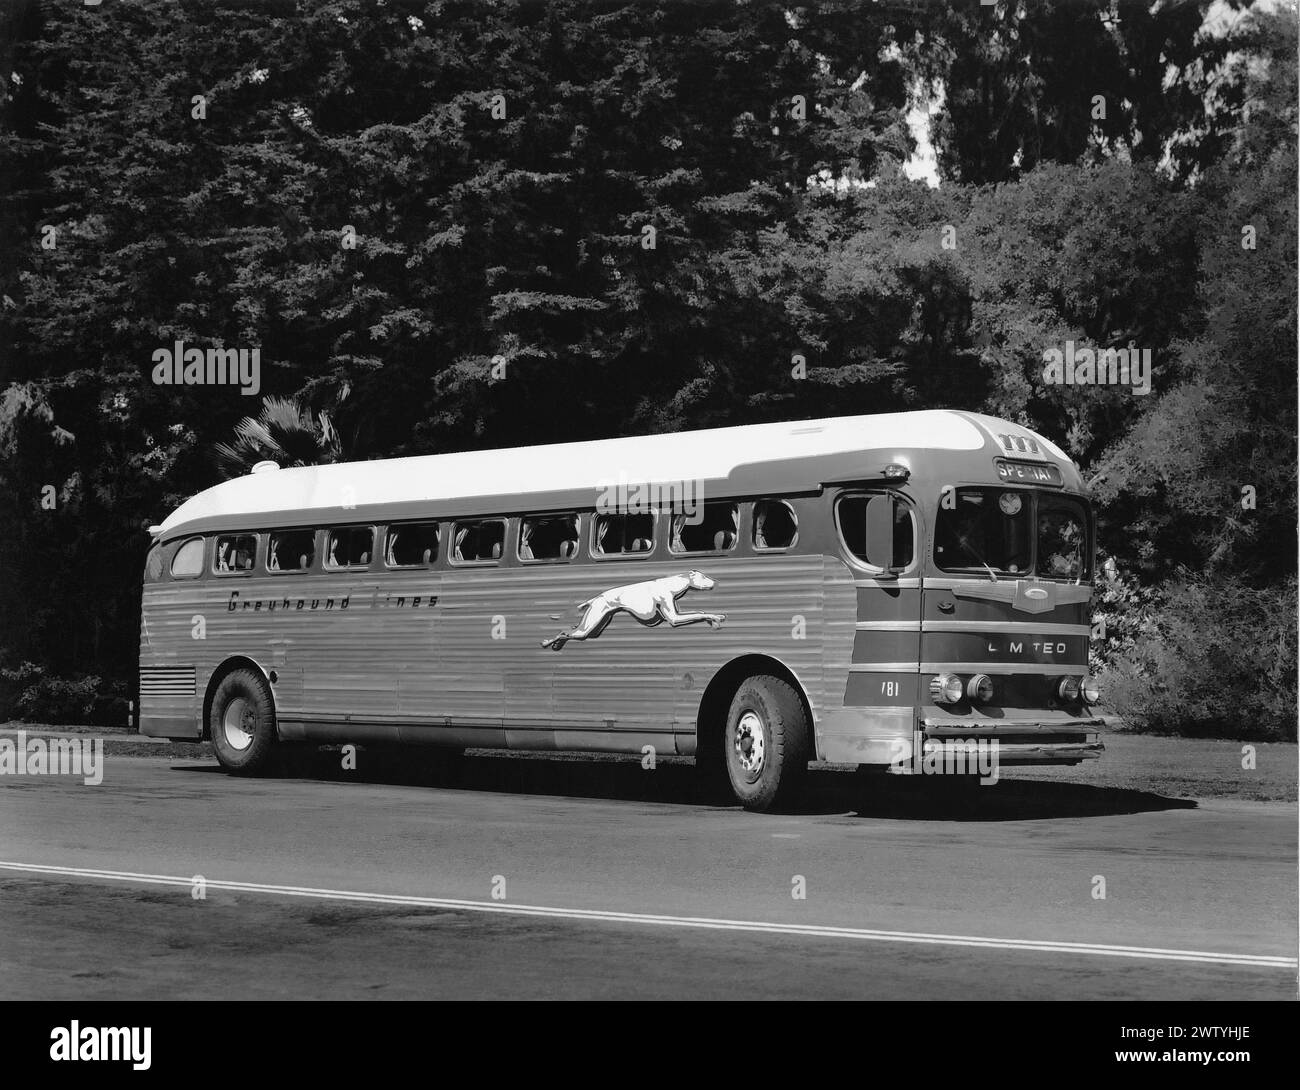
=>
[212,395,343,478]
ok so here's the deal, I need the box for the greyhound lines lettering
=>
[138,411,1104,812]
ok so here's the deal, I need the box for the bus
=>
[139,409,1104,811]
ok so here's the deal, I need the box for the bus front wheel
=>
[724,676,809,812]
[210,668,278,775]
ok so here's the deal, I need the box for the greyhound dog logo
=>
[541,570,726,651]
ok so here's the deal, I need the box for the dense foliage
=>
[0,0,1295,737]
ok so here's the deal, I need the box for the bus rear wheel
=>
[210,668,277,775]
[724,676,809,812]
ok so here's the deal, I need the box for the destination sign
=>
[994,459,1063,486]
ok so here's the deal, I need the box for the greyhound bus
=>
[139,409,1104,811]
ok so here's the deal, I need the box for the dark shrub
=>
[1099,575,1297,741]
[0,662,128,727]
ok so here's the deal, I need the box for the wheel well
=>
[201,657,274,740]
[695,655,813,752]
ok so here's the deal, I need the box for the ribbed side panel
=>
[140,556,853,750]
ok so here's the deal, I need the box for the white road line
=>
[1,860,1294,970]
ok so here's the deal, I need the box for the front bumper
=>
[919,717,1105,765]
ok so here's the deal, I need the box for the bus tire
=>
[724,675,809,812]
[210,668,278,775]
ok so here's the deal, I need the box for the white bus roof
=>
[153,409,1073,540]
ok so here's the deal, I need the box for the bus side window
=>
[752,500,797,550]
[214,534,258,574]
[671,503,738,553]
[452,519,506,563]
[592,512,655,555]
[385,522,439,567]
[837,493,913,571]
[170,537,205,579]
[268,530,316,572]
[520,514,579,561]
[325,526,374,570]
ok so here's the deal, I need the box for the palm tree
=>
[212,396,343,479]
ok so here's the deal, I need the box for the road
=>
[0,746,1295,999]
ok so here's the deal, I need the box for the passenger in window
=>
[385,523,438,567]
[269,531,313,571]
[521,515,579,561]
[594,512,654,555]
[453,521,504,562]
[672,503,738,553]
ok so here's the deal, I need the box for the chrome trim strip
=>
[919,662,1087,676]
[854,578,921,589]
[921,621,1091,635]
[847,663,919,672]
[924,577,1091,592]
[828,705,916,718]
[855,621,922,631]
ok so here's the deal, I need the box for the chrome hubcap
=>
[222,697,255,751]
[734,711,766,774]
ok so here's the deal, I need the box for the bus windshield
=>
[934,488,1090,581]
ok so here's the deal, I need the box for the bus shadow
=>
[838,773,1198,821]
[218,748,1198,820]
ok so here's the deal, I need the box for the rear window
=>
[325,526,374,570]
[268,529,316,572]
[670,503,738,553]
[385,522,440,567]
[215,534,257,574]
[520,514,580,561]
[452,520,506,563]
[592,512,655,555]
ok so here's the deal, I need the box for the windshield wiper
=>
[956,503,1002,582]
[956,534,999,583]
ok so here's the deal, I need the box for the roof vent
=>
[250,460,280,475]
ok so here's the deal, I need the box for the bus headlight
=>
[1081,676,1101,704]
[1057,676,1082,702]
[967,674,994,703]
[930,673,964,704]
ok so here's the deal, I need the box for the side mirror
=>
[864,494,897,576]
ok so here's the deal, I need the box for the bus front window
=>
[934,488,1090,581]
[1037,495,1090,581]
[934,489,1031,575]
